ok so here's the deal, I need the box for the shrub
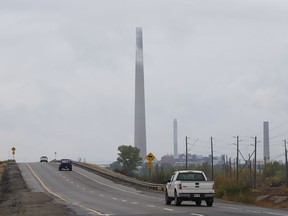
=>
[216,183,251,202]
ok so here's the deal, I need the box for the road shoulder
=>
[0,162,75,216]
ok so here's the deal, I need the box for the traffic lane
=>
[25,163,288,216]
[28,163,221,215]
[52,164,181,215]
[25,163,178,215]
[27,162,145,214]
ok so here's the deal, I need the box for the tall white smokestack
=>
[263,121,270,162]
[173,119,178,158]
[134,27,147,160]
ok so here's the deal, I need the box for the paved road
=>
[19,162,288,216]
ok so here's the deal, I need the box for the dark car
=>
[59,159,72,171]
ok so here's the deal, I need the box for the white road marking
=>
[112,197,118,200]
[90,191,94,193]
[76,185,79,187]
[191,213,204,216]
[265,213,288,216]
[244,209,260,214]
[164,208,173,211]
[99,194,104,197]
[122,200,127,202]
[83,188,86,190]
[71,182,74,184]
[74,169,162,200]
[219,206,240,210]
[147,205,155,208]
[26,164,105,215]
[132,202,138,205]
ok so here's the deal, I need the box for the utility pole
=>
[211,137,214,180]
[186,136,188,170]
[236,136,239,183]
[249,153,252,187]
[254,136,257,189]
[285,139,288,187]
[229,157,232,178]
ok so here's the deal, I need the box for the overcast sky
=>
[1,0,288,163]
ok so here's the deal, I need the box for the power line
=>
[270,129,288,140]
[270,120,288,131]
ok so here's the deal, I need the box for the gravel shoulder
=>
[0,162,74,216]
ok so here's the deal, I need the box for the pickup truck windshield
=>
[176,173,205,181]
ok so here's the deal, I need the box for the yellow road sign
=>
[11,147,16,155]
[148,161,153,168]
[146,152,155,162]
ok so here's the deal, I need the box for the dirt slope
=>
[0,162,74,216]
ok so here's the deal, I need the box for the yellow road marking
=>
[26,163,108,216]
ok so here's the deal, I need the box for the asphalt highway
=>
[19,162,288,216]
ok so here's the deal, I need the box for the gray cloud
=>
[1,0,288,163]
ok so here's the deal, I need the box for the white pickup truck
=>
[165,170,214,206]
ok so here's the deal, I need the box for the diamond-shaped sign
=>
[146,152,155,162]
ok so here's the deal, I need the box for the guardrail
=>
[73,161,165,191]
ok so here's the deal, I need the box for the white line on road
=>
[132,202,138,205]
[244,209,260,214]
[74,169,162,200]
[219,206,240,210]
[163,208,173,211]
[122,200,127,202]
[147,205,155,208]
[112,197,118,200]
[191,213,204,216]
[26,164,106,215]
[265,213,288,216]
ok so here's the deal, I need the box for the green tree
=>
[110,161,122,172]
[117,145,142,176]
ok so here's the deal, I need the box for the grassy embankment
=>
[0,160,9,196]
[215,175,288,208]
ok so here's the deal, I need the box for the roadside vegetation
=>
[0,160,11,203]
[109,147,288,208]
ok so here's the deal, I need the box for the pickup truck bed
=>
[165,170,214,206]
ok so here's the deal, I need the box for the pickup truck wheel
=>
[206,198,213,207]
[165,190,172,205]
[174,191,182,206]
[195,200,201,206]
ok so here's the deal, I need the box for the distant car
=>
[59,159,72,171]
[40,156,48,162]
